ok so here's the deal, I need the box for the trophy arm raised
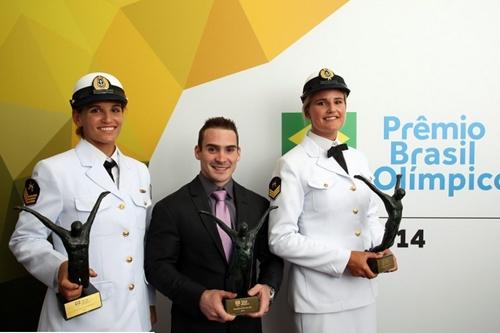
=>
[199,210,237,240]
[80,191,110,240]
[248,205,278,239]
[15,206,71,245]
[354,175,395,213]
[354,175,386,201]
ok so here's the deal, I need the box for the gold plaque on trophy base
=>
[368,254,395,274]
[58,283,102,320]
[225,296,260,315]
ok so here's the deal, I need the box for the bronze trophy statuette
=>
[199,206,278,315]
[354,174,405,274]
[15,191,110,320]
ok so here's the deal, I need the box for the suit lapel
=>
[233,182,249,229]
[188,177,228,263]
[230,182,251,270]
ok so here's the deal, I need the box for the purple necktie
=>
[211,190,233,261]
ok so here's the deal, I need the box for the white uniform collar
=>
[307,131,341,151]
[81,139,121,167]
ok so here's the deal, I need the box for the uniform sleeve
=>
[268,158,351,277]
[253,199,284,292]
[141,165,156,306]
[9,160,67,289]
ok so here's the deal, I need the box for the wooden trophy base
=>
[368,254,395,274]
[57,283,102,320]
[225,296,260,315]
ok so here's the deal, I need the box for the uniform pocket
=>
[74,194,114,235]
[307,177,334,212]
[129,193,150,231]
[130,193,151,209]
[91,280,114,301]
[75,194,112,212]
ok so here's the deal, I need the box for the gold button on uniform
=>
[128,283,135,290]
[118,203,125,210]
[355,229,362,237]
[323,183,328,188]
[353,208,359,214]
[122,230,129,237]
[350,185,357,191]
[126,256,133,263]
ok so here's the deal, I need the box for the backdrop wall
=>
[1,1,499,332]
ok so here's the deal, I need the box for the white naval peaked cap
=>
[70,72,127,109]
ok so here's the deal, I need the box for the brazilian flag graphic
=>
[281,112,357,155]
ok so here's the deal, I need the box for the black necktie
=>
[103,159,117,181]
[327,143,349,174]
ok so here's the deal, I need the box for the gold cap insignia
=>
[268,177,281,200]
[319,68,334,80]
[92,75,110,90]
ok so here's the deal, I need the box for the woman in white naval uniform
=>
[9,72,156,331]
[268,68,396,333]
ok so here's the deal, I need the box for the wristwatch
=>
[269,287,276,305]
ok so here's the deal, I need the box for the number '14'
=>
[397,229,425,248]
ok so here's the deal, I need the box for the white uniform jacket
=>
[268,134,384,314]
[9,139,154,331]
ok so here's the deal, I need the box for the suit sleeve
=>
[9,160,67,289]
[268,158,351,277]
[145,201,206,315]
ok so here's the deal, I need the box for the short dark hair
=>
[197,117,239,147]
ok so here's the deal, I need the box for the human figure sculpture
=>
[354,174,405,253]
[199,205,278,296]
[15,191,110,288]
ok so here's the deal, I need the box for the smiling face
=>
[304,89,347,141]
[195,127,240,187]
[72,101,124,156]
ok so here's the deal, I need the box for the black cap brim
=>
[301,72,351,102]
[70,86,127,109]
[301,82,350,102]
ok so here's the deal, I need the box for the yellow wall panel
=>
[185,0,267,88]
[24,19,92,101]
[239,0,348,59]
[65,0,119,52]
[0,104,68,179]
[123,0,214,86]
[17,0,90,51]
[0,18,66,113]
[105,0,142,6]
[91,11,183,161]
[0,1,21,46]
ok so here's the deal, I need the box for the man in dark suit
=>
[145,117,283,333]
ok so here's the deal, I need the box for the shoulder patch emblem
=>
[23,178,40,206]
[268,177,281,200]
